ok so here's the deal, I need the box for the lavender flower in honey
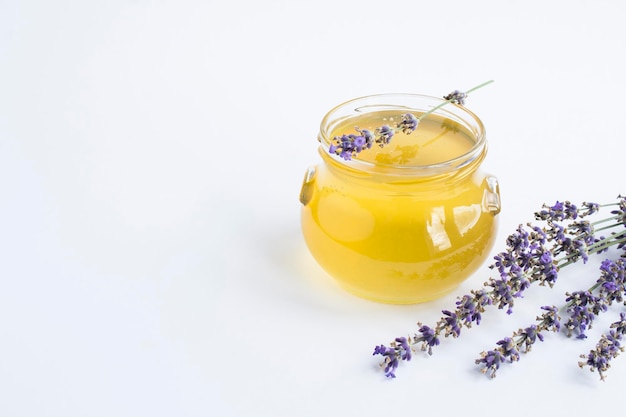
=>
[328,128,374,161]
[328,80,494,161]
[374,196,626,380]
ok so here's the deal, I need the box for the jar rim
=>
[318,93,487,177]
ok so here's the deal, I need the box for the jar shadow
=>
[252,219,377,309]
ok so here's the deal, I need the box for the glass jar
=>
[299,93,501,304]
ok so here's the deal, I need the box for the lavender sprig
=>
[563,290,608,339]
[579,312,626,381]
[476,306,561,378]
[373,196,626,380]
[372,337,412,378]
[328,80,494,161]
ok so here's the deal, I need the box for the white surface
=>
[1,0,625,415]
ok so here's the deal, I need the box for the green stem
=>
[555,233,626,269]
[592,217,625,235]
[465,79,495,94]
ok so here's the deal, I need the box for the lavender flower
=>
[440,310,462,337]
[374,125,394,147]
[327,80,494,161]
[476,337,520,379]
[563,290,607,339]
[373,337,412,378]
[329,132,372,160]
[579,313,626,381]
[475,306,561,378]
[443,89,467,105]
[328,123,396,160]
[517,324,543,351]
[372,344,400,378]
[455,290,491,327]
[536,200,579,221]
[396,113,419,134]
[412,323,440,355]
[610,195,626,225]
[596,259,625,304]
[475,350,505,378]
[374,196,626,380]
[538,305,562,332]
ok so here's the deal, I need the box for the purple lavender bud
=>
[356,128,375,148]
[549,222,566,242]
[383,361,398,378]
[539,251,552,266]
[582,349,609,374]
[540,305,561,332]
[537,201,579,221]
[612,314,626,337]
[397,113,419,134]
[492,251,515,275]
[610,197,626,226]
[518,324,544,350]
[497,337,520,362]
[373,345,389,356]
[600,259,614,272]
[416,325,440,351]
[395,337,412,361]
[375,125,394,146]
[353,135,366,152]
[602,281,619,292]
[506,226,530,253]
[531,226,548,245]
[541,263,559,286]
[581,201,600,216]
[476,349,505,378]
[488,278,515,314]
[564,202,579,219]
[339,150,353,161]
[472,289,493,308]
[339,134,352,147]
[551,201,565,217]
[573,239,589,263]
[456,294,481,326]
[441,310,462,337]
[605,331,622,353]
[443,90,467,105]
[372,344,399,378]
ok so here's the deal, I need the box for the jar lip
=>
[318,93,487,177]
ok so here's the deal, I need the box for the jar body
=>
[300,94,500,304]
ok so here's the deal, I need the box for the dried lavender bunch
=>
[328,80,494,161]
[475,202,626,379]
[475,251,626,379]
[373,196,626,379]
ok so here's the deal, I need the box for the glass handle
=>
[482,175,501,215]
[299,166,317,206]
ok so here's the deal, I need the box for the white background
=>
[1,0,625,416]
